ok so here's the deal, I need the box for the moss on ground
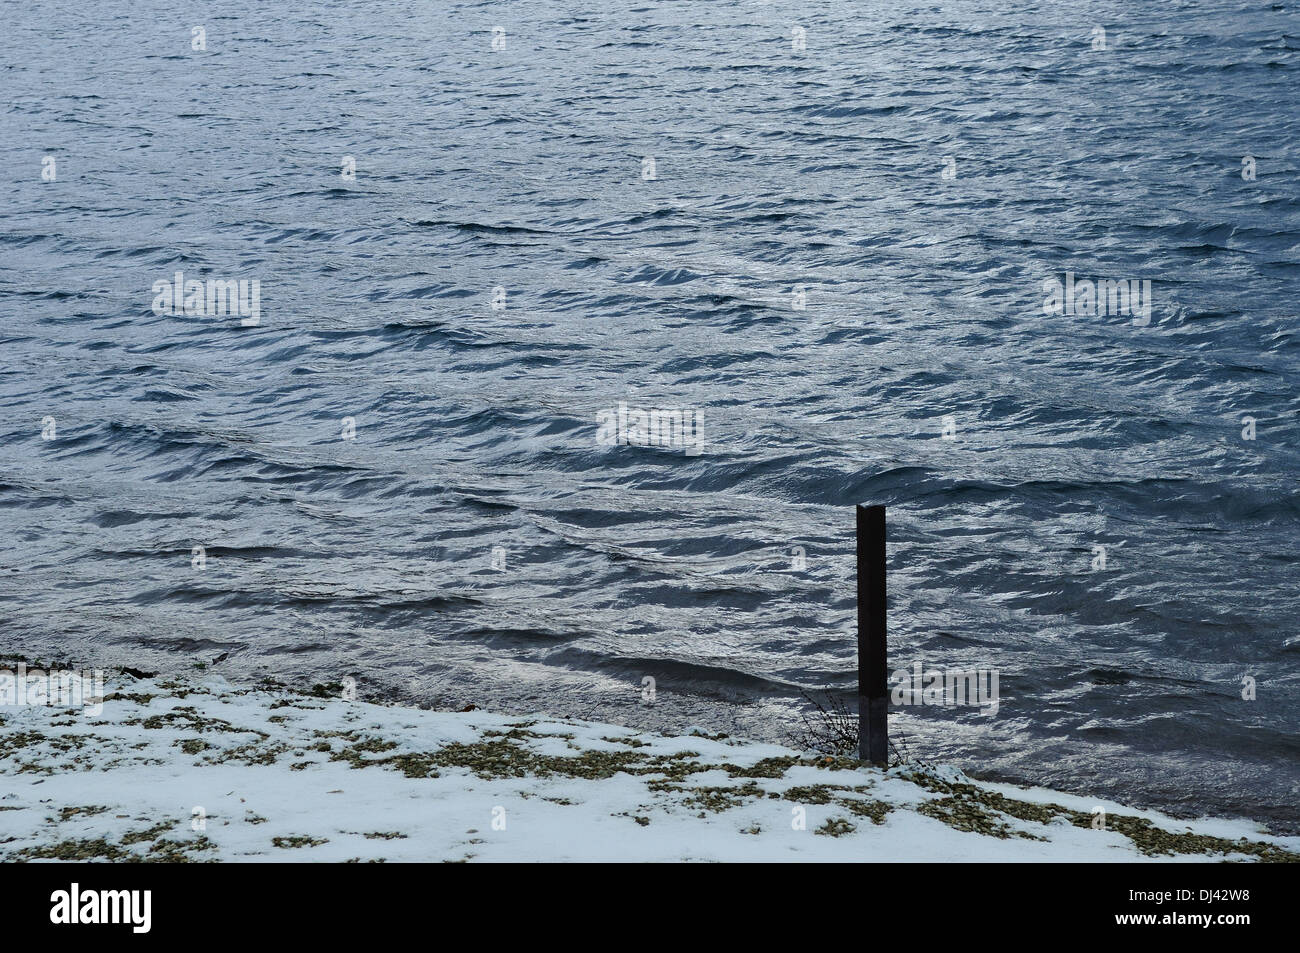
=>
[58,805,109,822]
[816,818,856,837]
[680,782,766,813]
[135,706,259,736]
[120,821,176,845]
[14,838,133,862]
[12,823,213,862]
[839,797,892,825]
[104,693,157,706]
[782,784,842,805]
[917,795,1042,841]
[209,740,291,767]
[906,772,1300,859]
[273,835,328,849]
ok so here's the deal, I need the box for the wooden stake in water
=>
[856,504,888,765]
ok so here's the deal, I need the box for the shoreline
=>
[8,642,1291,837]
[1,668,1296,863]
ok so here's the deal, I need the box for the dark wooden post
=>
[856,504,888,765]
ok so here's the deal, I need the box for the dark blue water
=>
[1,0,1297,830]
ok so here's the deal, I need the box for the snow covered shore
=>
[1,669,1295,863]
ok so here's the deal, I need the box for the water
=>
[1,0,1297,831]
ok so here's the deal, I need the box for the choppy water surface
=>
[2,1,1298,830]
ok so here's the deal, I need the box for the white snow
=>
[1,671,1294,863]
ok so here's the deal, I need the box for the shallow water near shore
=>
[1,1,1297,832]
